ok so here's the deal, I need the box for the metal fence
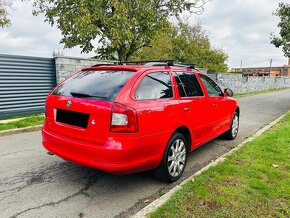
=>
[0,54,56,118]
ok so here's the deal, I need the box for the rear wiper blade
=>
[70,92,106,99]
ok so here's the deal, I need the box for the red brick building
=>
[231,59,290,77]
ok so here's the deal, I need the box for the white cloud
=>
[0,0,94,58]
[0,31,35,47]
[192,0,288,68]
[0,0,288,68]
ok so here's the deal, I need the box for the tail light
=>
[110,103,138,133]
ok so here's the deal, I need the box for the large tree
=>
[131,22,228,72]
[32,0,207,61]
[271,2,290,57]
[0,0,11,27]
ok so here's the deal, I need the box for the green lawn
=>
[150,112,290,218]
[0,114,45,131]
[235,87,290,97]
[0,113,43,121]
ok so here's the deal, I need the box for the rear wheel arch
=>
[154,132,188,182]
[174,126,192,152]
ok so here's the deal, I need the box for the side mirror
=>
[224,88,234,97]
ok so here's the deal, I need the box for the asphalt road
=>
[1,89,290,218]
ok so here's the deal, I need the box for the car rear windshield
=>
[51,70,135,101]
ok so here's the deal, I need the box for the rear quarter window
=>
[52,70,135,101]
[135,72,173,100]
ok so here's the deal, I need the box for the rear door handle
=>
[184,107,190,112]
[212,103,217,108]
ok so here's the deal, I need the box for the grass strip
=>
[0,113,43,121]
[235,87,290,97]
[150,112,290,218]
[0,115,44,131]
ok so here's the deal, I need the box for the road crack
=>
[9,175,98,218]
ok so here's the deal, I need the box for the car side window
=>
[174,72,203,97]
[199,74,223,97]
[135,72,173,100]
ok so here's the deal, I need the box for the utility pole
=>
[240,60,243,72]
[269,59,272,77]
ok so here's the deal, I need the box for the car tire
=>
[154,132,188,183]
[223,112,239,140]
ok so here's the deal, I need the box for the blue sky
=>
[0,0,288,68]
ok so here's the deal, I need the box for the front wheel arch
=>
[224,111,239,140]
[235,107,240,116]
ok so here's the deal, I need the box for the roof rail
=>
[91,62,121,67]
[174,63,195,69]
[91,60,196,69]
[143,60,174,67]
[123,60,173,66]
[134,60,195,69]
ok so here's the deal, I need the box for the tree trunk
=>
[117,50,124,62]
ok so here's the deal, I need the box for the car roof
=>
[81,60,199,72]
[81,65,201,74]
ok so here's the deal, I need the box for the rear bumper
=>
[42,125,170,174]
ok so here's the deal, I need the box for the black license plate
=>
[56,109,90,128]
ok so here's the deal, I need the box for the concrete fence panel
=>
[55,56,114,83]
[209,73,290,94]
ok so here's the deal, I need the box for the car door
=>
[132,70,178,136]
[173,71,213,148]
[198,73,229,135]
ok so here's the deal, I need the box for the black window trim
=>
[133,71,175,101]
[198,73,224,97]
[174,71,205,99]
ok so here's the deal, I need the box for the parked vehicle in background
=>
[42,61,239,182]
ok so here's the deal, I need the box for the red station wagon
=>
[42,61,239,182]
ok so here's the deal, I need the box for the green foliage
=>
[150,112,290,218]
[271,3,290,57]
[131,22,228,72]
[0,1,11,28]
[32,0,207,61]
[0,115,44,131]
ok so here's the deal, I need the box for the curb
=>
[0,125,43,137]
[132,111,288,218]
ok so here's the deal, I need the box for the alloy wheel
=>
[232,114,239,137]
[167,139,187,177]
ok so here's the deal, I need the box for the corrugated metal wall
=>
[0,54,56,118]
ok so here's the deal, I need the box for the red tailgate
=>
[45,95,112,145]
